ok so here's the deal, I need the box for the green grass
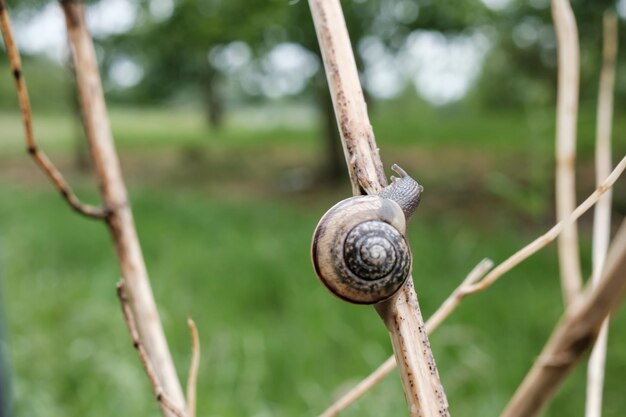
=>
[3,101,625,156]
[1,104,626,416]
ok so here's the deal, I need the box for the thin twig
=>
[425,259,494,332]
[308,1,449,415]
[500,219,626,417]
[552,0,583,305]
[116,283,187,417]
[0,0,105,219]
[585,11,618,417]
[59,2,186,414]
[186,318,200,417]
[463,155,626,296]
[319,259,493,417]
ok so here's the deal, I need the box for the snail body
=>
[311,165,423,304]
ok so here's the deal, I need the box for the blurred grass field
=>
[1,104,626,417]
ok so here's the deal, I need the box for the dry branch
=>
[500,219,626,417]
[186,318,200,417]
[0,0,105,219]
[308,0,449,415]
[307,0,386,196]
[2,1,186,414]
[585,11,618,417]
[464,155,626,296]
[117,283,187,417]
[319,259,493,417]
[58,2,186,415]
[552,0,582,305]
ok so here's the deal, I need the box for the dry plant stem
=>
[308,1,449,415]
[307,0,386,195]
[117,283,187,417]
[186,318,200,417]
[2,2,183,414]
[500,219,626,417]
[60,1,186,414]
[464,154,626,296]
[552,0,583,305]
[585,11,617,417]
[0,0,104,219]
[319,356,397,417]
[424,259,494,331]
[319,259,493,417]
[375,283,450,417]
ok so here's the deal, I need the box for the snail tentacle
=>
[378,164,423,219]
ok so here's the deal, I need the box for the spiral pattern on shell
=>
[344,220,410,281]
[311,196,412,304]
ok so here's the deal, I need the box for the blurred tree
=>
[11,0,624,180]
[103,0,493,181]
[105,0,289,129]
[473,0,625,110]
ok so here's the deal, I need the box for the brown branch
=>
[552,0,583,305]
[58,1,186,415]
[186,318,200,417]
[307,0,385,196]
[586,11,618,417]
[117,283,187,417]
[0,0,105,219]
[308,1,449,415]
[319,259,493,417]
[463,154,626,296]
[500,219,626,417]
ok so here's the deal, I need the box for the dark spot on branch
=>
[570,333,595,355]
[133,341,140,350]
[26,146,36,155]
[60,189,69,198]
[62,2,82,28]
[12,68,21,80]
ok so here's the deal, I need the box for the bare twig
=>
[426,259,494,331]
[307,0,385,196]
[320,356,396,417]
[500,219,626,417]
[585,11,618,417]
[117,283,187,417]
[463,155,626,296]
[374,283,450,417]
[552,0,583,305]
[319,259,493,417]
[59,1,186,415]
[0,0,105,219]
[186,318,200,417]
[308,1,449,415]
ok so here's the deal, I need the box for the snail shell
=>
[311,165,422,304]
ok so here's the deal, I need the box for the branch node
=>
[116,281,188,417]
[0,3,104,221]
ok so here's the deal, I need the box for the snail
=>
[311,164,423,304]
